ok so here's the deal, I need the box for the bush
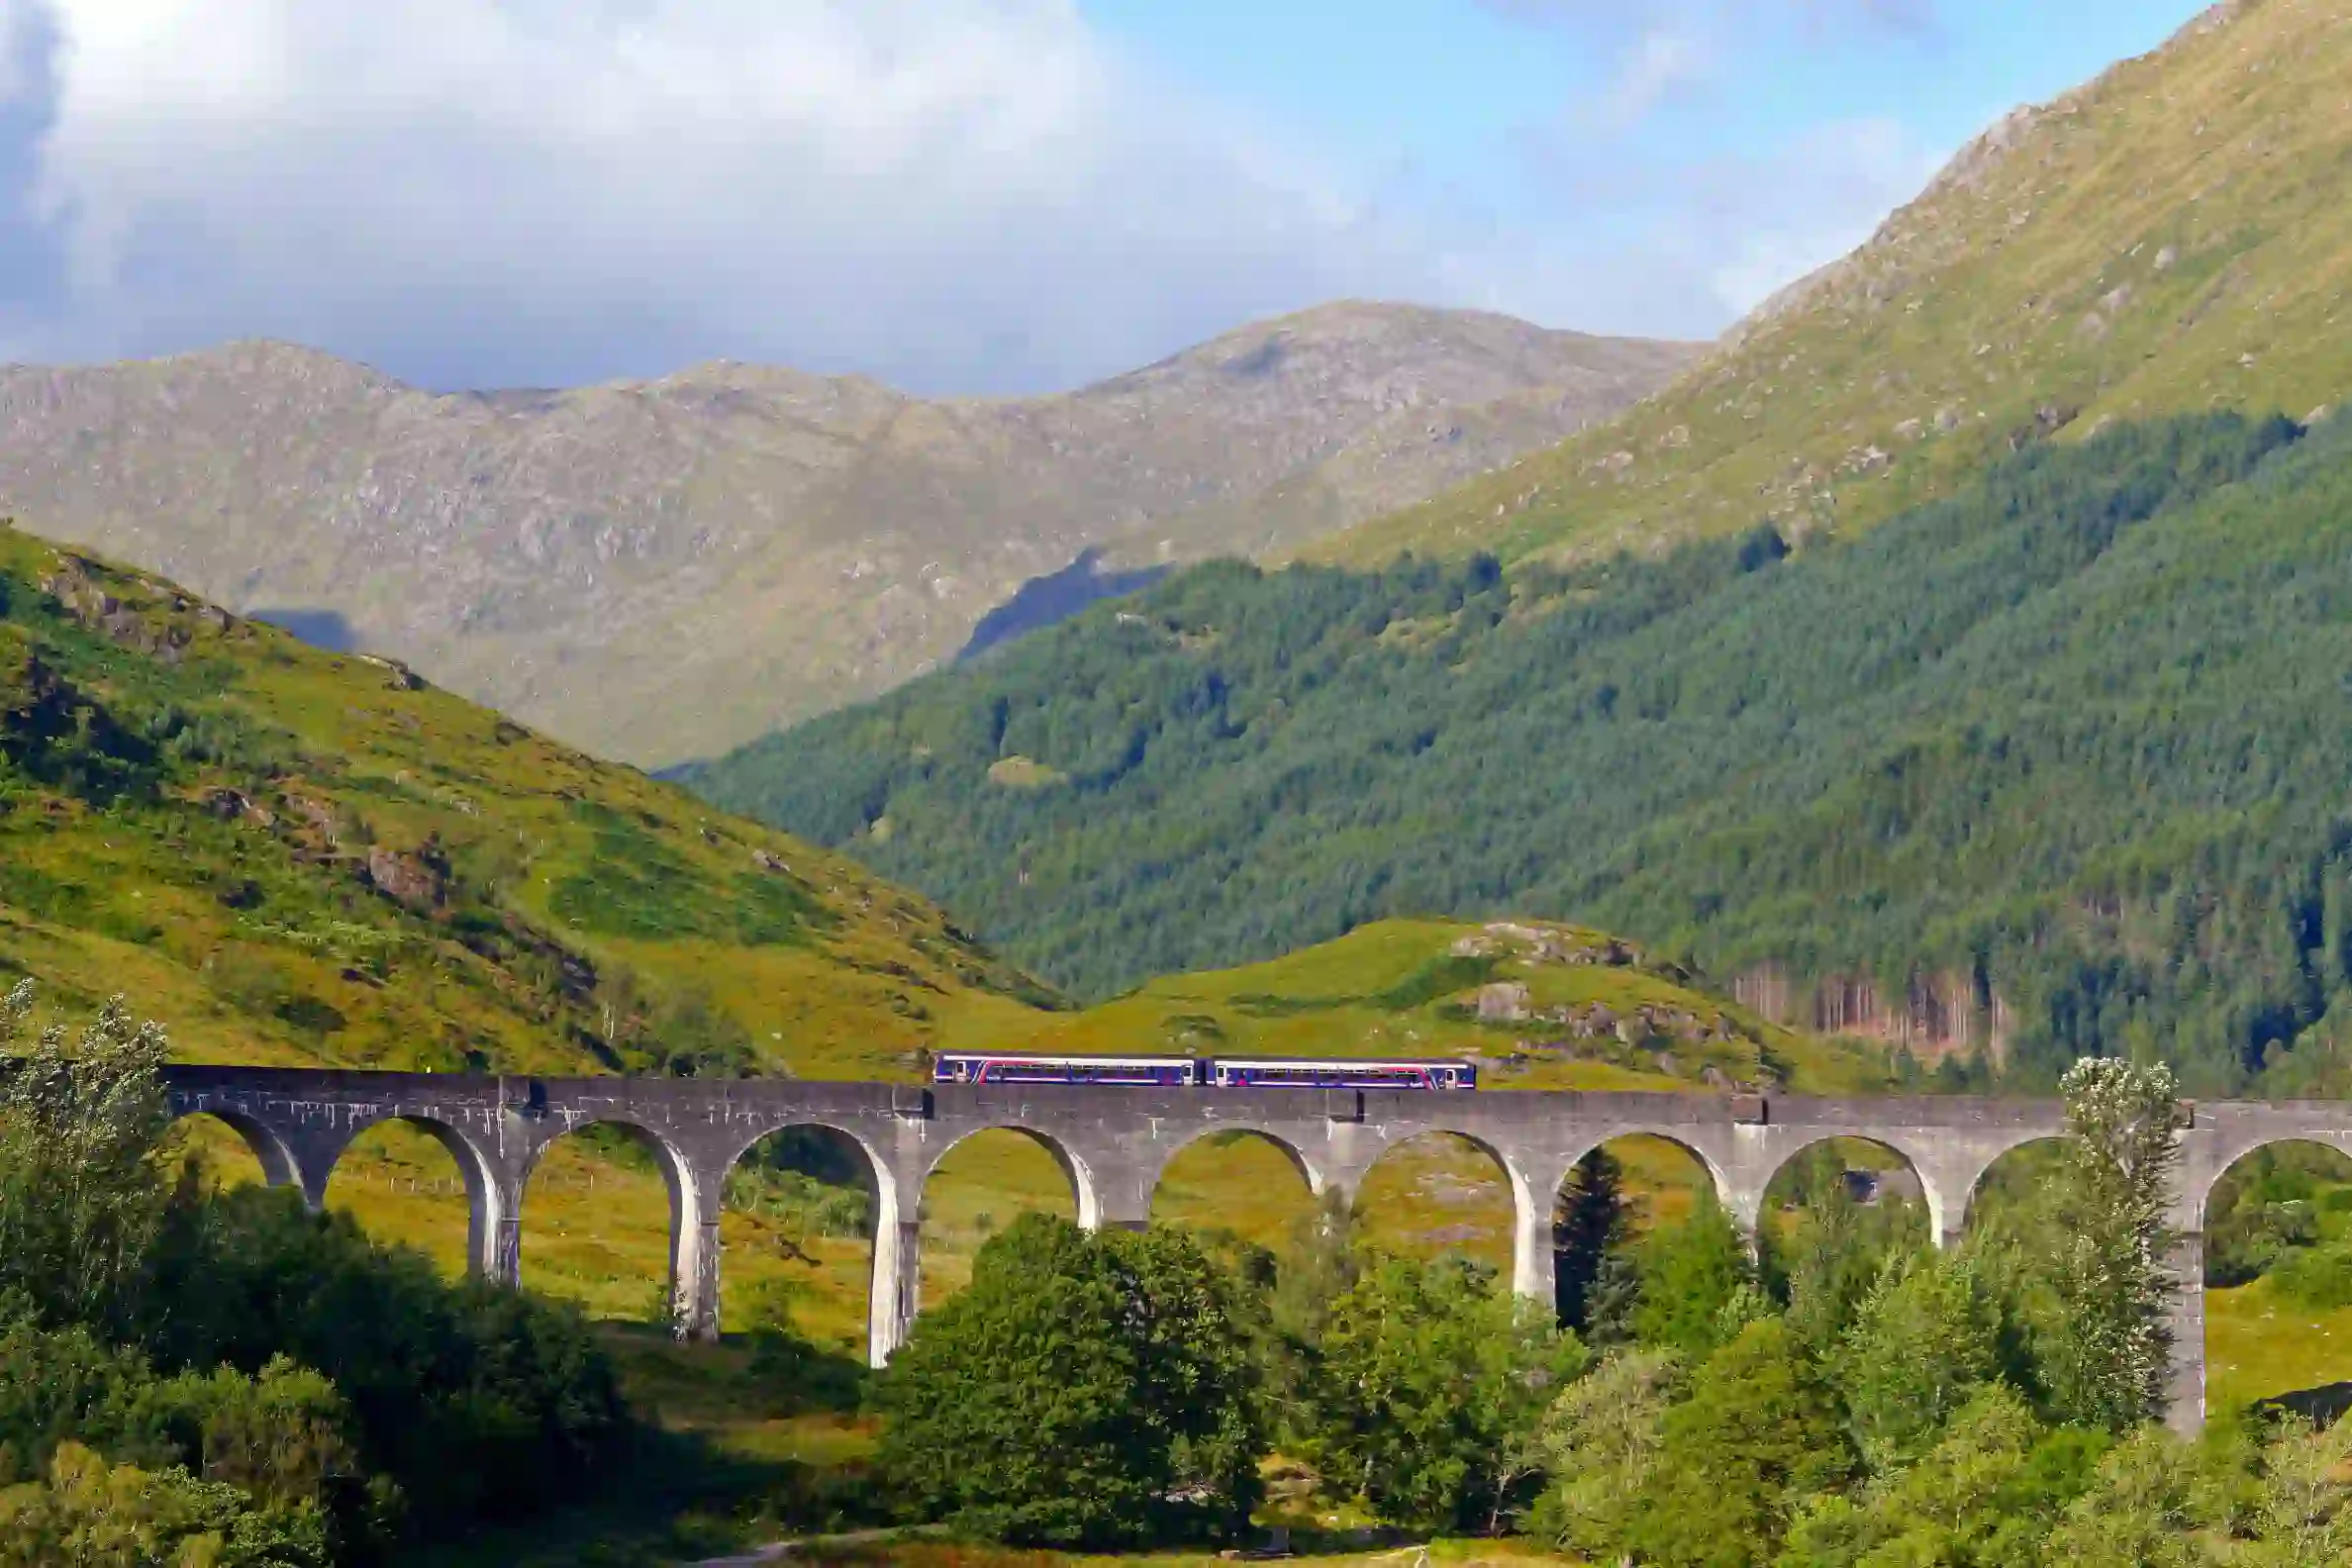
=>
[873,1215,1265,1550]
[1312,1252,1585,1534]
[1625,1318,1849,1568]
[138,1185,626,1532]
[2268,1242,2352,1311]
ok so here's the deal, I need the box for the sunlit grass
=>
[2205,1276,2352,1417]
[918,1130,1079,1308]
[1153,1131,1322,1253]
[1354,1133,1516,1275]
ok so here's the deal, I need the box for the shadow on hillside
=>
[402,1324,879,1568]
[2253,1380,2352,1427]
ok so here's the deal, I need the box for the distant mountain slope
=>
[0,518,1051,1078]
[1320,0,2350,570]
[685,411,2352,1096]
[0,304,1697,766]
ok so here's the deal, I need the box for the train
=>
[930,1051,1478,1090]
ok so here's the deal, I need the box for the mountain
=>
[0,518,1053,1078]
[682,410,2352,1096]
[0,305,1698,767]
[1318,0,2349,571]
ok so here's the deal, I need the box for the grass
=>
[935,918,1901,1098]
[1317,0,2352,576]
[0,526,1052,1088]
[2205,1277,2352,1417]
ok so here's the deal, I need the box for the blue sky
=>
[0,0,2208,395]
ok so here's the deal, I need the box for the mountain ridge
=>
[0,302,1699,766]
[1315,0,2348,571]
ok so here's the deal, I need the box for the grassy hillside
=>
[686,411,2352,1094]
[937,917,1900,1096]
[0,518,1053,1080]
[1320,0,2350,574]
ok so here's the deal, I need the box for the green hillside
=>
[0,517,1054,1079]
[1318,0,2351,574]
[938,917,1900,1096]
[685,410,2352,1094]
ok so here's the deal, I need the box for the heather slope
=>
[0,519,1050,1079]
[1321,0,2352,571]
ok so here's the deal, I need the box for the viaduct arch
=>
[165,1068,2349,1434]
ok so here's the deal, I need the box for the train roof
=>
[935,1050,1194,1063]
[1211,1057,1476,1068]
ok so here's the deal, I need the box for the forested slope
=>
[687,411,2352,1093]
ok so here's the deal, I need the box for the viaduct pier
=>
[164,1066,2352,1433]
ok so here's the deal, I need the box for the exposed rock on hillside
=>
[0,305,1696,765]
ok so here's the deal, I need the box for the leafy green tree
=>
[1627,1317,1850,1568]
[1831,1248,2002,1471]
[0,1440,330,1568]
[1769,1177,1924,1356]
[2039,1426,2214,1568]
[872,1214,1264,1549]
[138,1186,625,1532]
[1526,1345,1680,1556]
[0,984,173,1334]
[1312,1252,1585,1534]
[2038,1057,2183,1431]
[2238,1414,2352,1566]
[1632,1203,1757,1360]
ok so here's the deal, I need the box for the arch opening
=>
[2202,1138,2352,1419]
[323,1118,479,1281]
[1554,1133,1718,1336]
[520,1120,688,1326]
[161,1111,284,1195]
[1353,1130,1518,1280]
[1962,1136,2073,1240]
[718,1124,881,1356]
[1152,1128,1322,1261]
[1756,1136,1929,1312]
[919,1127,1086,1309]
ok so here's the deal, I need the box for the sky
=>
[0,0,2211,397]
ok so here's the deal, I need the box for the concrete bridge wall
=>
[163,1067,2352,1434]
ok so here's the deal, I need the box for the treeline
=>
[872,1061,2352,1564]
[0,982,628,1562]
[687,410,2352,1091]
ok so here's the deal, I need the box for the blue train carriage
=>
[1206,1057,1479,1090]
[931,1050,1199,1086]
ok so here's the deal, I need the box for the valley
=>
[10,2,2352,1560]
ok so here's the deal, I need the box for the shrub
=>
[873,1215,1265,1549]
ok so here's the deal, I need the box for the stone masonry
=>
[164,1067,2352,1434]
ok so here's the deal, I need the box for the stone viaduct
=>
[163,1066,2352,1434]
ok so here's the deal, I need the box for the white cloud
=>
[1706,117,1943,314]
[0,0,1952,390]
[1599,28,1716,128]
[4,0,1475,392]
